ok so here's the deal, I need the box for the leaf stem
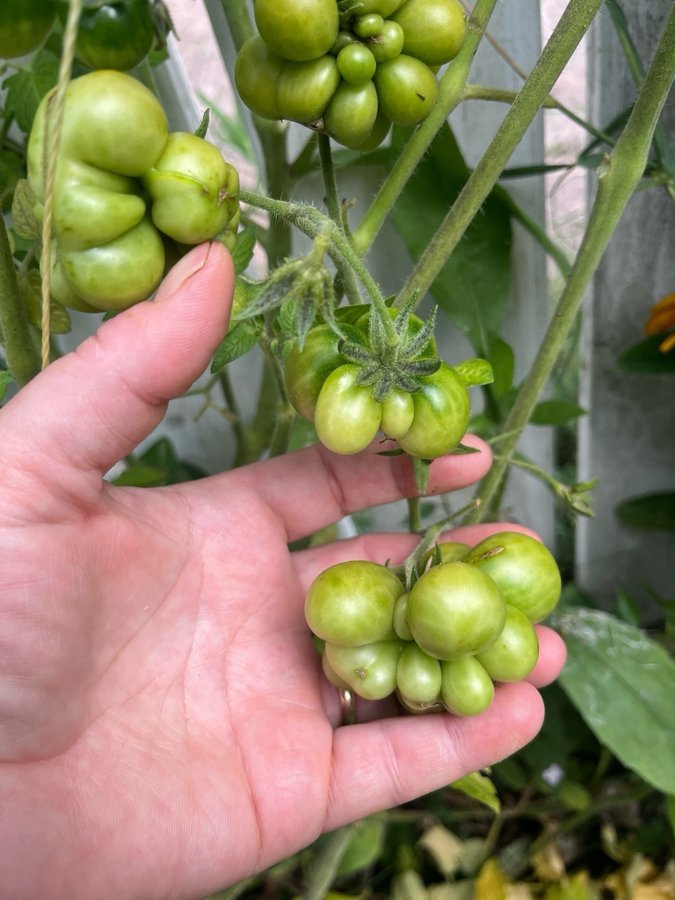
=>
[392,0,606,313]
[468,4,675,524]
[351,0,499,257]
[0,216,41,386]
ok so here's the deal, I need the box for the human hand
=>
[0,244,566,900]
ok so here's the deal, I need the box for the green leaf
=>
[211,319,260,371]
[450,771,500,814]
[554,607,675,793]
[20,269,72,334]
[488,337,514,399]
[11,179,40,241]
[616,492,675,532]
[618,336,675,374]
[530,399,586,426]
[390,124,512,355]
[0,369,14,401]
[231,225,256,275]
[453,358,494,388]
[0,149,25,202]
[3,50,59,133]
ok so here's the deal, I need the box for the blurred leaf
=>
[3,50,59,132]
[488,337,514,399]
[555,608,675,793]
[211,319,261,371]
[231,225,256,275]
[543,871,595,899]
[0,149,24,201]
[11,179,40,241]
[0,369,13,401]
[391,870,428,900]
[474,859,508,900]
[20,269,71,334]
[336,816,385,876]
[450,771,500,813]
[618,336,675,374]
[390,124,512,355]
[666,795,675,839]
[530,400,586,426]
[616,492,675,532]
[418,825,464,878]
[113,463,167,487]
[114,438,205,486]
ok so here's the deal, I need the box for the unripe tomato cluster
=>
[235,0,467,149]
[284,320,471,457]
[305,532,561,716]
[27,70,240,312]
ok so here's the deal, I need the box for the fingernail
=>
[154,243,211,303]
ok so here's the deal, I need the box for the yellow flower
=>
[644,292,675,353]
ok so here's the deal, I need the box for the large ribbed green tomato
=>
[391,0,467,66]
[464,532,562,623]
[254,0,339,61]
[397,362,470,459]
[305,560,404,647]
[314,364,382,454]
[407,561,506,660]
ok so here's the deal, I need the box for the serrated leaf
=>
[615,492,675,532]
[234,272,295,321]
[231,225,256,275]
[554,607,675,793]
[450,771,500,813]
[3,50,59,132]
[454,358,494,388]
[530,399,586,426]
[0,370,14,401]
[210,319,260,371]
[390,124,512,355]
[618,336,675,373]
[11,179,40,241]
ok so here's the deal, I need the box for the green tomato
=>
[0,0,55,58]
[464,532,562,623]
[396,643,442,704]
[391,0,467,66]
[422,541,471,569]
[325,639,404,700]
[397,362,470,459]
[351,110,392,151]
[305,559,404,647]
[353,13,384,39]
[284,325,345,421]
[337,43,377,85]
[314,364,382,454]
[235,35,340,123]
[475,604,539,683]
[393,592,413,641]
[144,132,240,244]
[369,20,405,62]
[331,31,358,55]
[344,0,407,17]
[380,388,415,439]
[66,0,155,71]
[321,651,351,690]
[254,0,338,61]
[407,561,506,660]
[374,54,438,126]
[58,215,165,311]
[324,80,379,149]
[441,656,494,716]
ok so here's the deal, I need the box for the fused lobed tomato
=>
[254,0,338,61]
[475,604,539,683]
[380,388,415,439]
[374,54,438,126]
[314,364,382,454]
[397,361,470,459]
[393,592,413,641]
[369,19,405,62]
[0,0,55,59]
[396,642,442,705]
[407,561,506,660]
[325,639,405,700]
[353,13,384,39]
[441,656,494,716]
[344,0,407,17]
[464,532,562,623]
[305,560,404,647]
[336,42,377,84]
[285,325,346,421]
[391,0,467,66]
[66,0,155,71]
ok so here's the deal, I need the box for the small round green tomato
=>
[254,0,339,61]
[407,561,506,660]
[69,0,155,71]
[324,80,379,148]
[374,54,438,126]
[396,643,442,705]
[337,43,377,85]
[464,532,562,623]
[305,559,404,647]
[393,592,413,641]
[441,656,494,716]
[345,0,407,16]
[284,325,345,421]
[397,362,470,459]
[325,639,404,700]
[145,132,240,244]
[276,54,341,123]
[391,0,467,66]
[475,604,539,683]
[353,13,384,39]
[380,389,415,439]
[314,364,382,454]
[369,20,405,62]
[0,0,55,59]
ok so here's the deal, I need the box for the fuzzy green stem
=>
[393,0,605,312]
[351,0,499,257]
[303,826,354,900]
[468,5,675,524]
[0,216,41,386]
[318,133,341,223]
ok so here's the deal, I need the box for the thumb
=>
[1,242,234,479]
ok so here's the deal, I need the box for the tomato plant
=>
[0,0,56,59]
[62,0,156,71]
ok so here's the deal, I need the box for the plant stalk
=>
[469,4,675,523]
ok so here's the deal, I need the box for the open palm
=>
[0,245,565,900]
